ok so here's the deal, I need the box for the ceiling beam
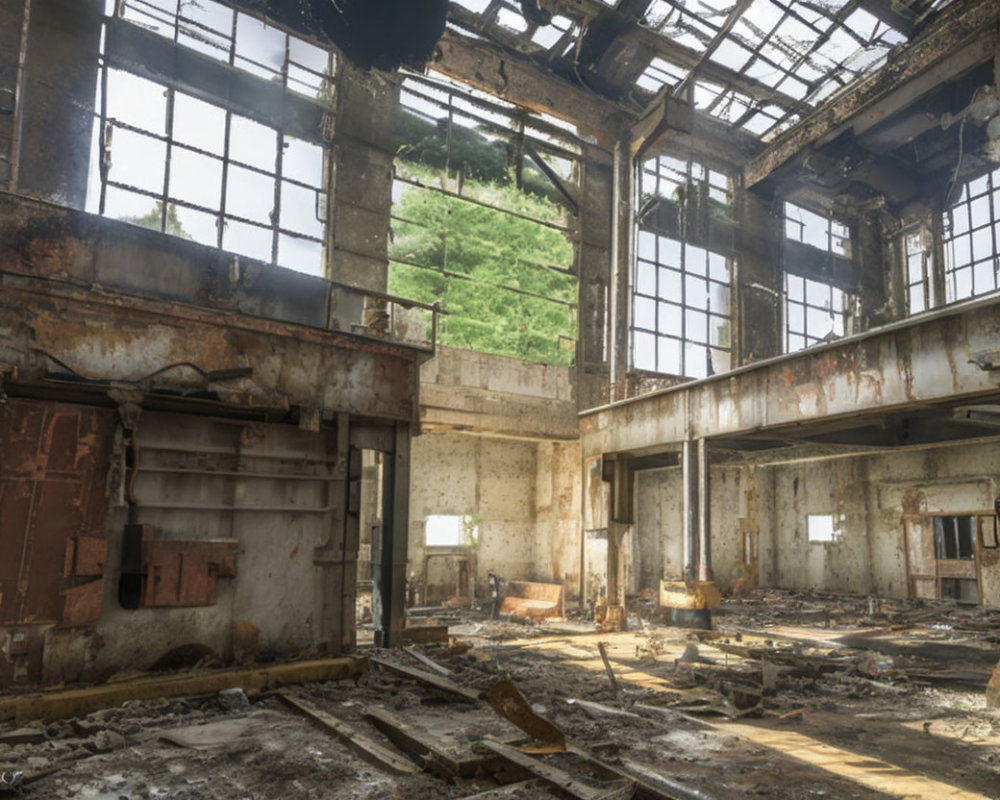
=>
[552,0,805,112]
[856,0,918,37]
[744,0,1000,188]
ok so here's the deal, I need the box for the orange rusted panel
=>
[63,536,107,577]
[140,540,238,608]
[61,580,104,627]
[0,399,114,626]
[499,580,565,620]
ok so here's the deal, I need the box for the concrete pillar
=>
[682,440,699,584]
[697,438,713,582]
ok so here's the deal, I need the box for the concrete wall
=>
[747,441,1000,604]
[408,432,582,602]
[632,465,744,595]
[409,346,582,603]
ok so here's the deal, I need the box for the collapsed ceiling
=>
[446,0,955,142]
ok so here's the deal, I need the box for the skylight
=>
[443,0,955,143]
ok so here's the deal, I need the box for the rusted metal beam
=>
[431,27,627,149]
[0,657,368,723]
[0,277,418,421]
[580,293,1000,458]
[744,0,1000,188]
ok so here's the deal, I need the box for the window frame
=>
[89,2,337,273]
[942,166,1000,304]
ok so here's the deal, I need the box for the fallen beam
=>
[370,656,482,702]
[460,781,545,799]
[0,657,368,724]
[404,646,452,676]
[365,706,487,778]
[278,691,419,776]
[479,739,633,800]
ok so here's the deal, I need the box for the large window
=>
[87,1,335,276]
[114,0,333,99]
[783,201,852,352]
[904,230,931,315]
[388,74,580,365]
[633,233,730,378]
[943,167,1000,303]
[784,274,847,351]
[631,155,732,379]
[784,201,850,257]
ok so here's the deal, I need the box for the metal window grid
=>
[942,166,1000,304]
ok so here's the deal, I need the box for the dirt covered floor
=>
[1,590,999,799]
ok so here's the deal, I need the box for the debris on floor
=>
[2,590,999,799]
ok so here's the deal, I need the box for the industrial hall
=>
[1,0,1000,797]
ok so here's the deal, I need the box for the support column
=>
[602,458,632,631]
[374,422,410,648]
[682,440,699,585]
[697,438,713,582]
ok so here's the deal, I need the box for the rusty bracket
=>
[487,677,566,753]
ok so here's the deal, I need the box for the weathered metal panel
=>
[0,399,114,626]
[581,295,1000,458]
[140,539,238,608]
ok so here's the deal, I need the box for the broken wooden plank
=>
[364,706,487,778]
[0,656,368,724]
[399,625,450,645]
[567,744,713,800]
[596,642,620,694]
[277,691,419,776]
[404,646,452,676]
[459,781,546,799]
[479,739,632,800]
[370,656,482,702]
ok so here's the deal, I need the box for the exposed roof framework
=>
[447,0,954,143]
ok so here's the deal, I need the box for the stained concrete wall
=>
[92,412,346,677]
[410,346,582,603]
[408,433,582,601]
[632,465,744,595]
[747,440,1000,605]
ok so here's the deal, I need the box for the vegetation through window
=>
[388,74,580,366]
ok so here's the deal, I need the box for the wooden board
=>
[371,656,482,702]
[278,691,419,776]
[365,706,487,778]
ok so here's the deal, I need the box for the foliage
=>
[118,201,192,239]
[389,159,577,366]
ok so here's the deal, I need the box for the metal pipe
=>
[697,437,713,582]
[682,439,698,584]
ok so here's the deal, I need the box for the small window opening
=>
[424,514,478,548]
[807,513,841,543]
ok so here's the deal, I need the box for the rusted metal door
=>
[0,399,114,626]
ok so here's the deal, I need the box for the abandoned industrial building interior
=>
[4,0,1000,796]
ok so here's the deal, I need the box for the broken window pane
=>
[390,74,579,366]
